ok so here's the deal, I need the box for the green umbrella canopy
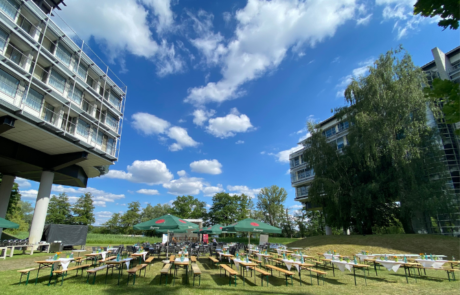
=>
[221,218,281,234]
[193,228,205,234]
[0,217,19,229]
[200,224,237,234]
[133,214,199,231]
[156,228,188,233]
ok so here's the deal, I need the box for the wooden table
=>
[234,260,258,284]
[219,253,234,263]
[131,252,147,265]
[281,259,315,285]
[173,259,190,285]
[106,258,133,285]
[35,259,75,286]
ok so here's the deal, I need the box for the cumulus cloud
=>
[137,189,160,195]
[185,0,359,105]
[103,160,174,185]
[50,185,125,207]
[193,109,216,126]
[16,177,31,188]
[54,0,183,75]
[177,170,187,177]
[20,189,38,199]
[206,108,254,138]
[227,185,261,199]
[202,184,225,197]
[190,159,223,175]
[336,57,374,97]
[235,140,244,144]
[266,145,304,163]
[163,176,204,195]
[167,127,200,151]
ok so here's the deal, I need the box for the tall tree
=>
[141,203,171,222]
[19,201,34,226]
[103,213,122,234]
[208,192,245,226]
[46,193,73,224]
[72,193,95,225]
[256,185,287,227]
[168,195,206,219]
[120,201,142,234]
[414,0,459,30]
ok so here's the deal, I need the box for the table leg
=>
[353,267,357,286]
[10,246,15,257]
[117,265,122,285]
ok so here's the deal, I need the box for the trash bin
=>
[49,241,63,253]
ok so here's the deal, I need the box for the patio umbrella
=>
[201,224,237,235]
[133,214,198,257]
[221,218,281,245]
[0,217,19,229]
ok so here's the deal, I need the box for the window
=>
[297,168,312,180]
[106,137,115,155]
[86,75,94,88]
[297,185,309,197]
[24,88,43,112]
[55,43,72,67]
[49,69,66,93]
[105,113,118,130]
[82,100,92,114]
[337,121,349,132]
[108,91,121,110]
[337,137,344,150]
[7,45,22,65]
[0,28,8,51]
[68,86,83,105]
[42,102,54,124]
[322,126,336,138]
[77,63,87,80]
[19,17,32,34]
[0,0,19,20]
[76,118,90,138]
[91,127,103,145]
[0,68,18,97]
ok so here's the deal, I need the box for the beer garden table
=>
[281,259,315,285]
[173,258,190,284]
[106,258,133,285]
[232,259,258,285]
[35,258,74,285]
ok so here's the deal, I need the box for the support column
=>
[325,226,332,236]
[29,171,54,247]
[0,175,16,235]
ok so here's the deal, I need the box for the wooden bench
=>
[265,265,294,286]
[220,264,238,286]
[190,256,197,263]
[86,265,108,285]
[18,268,38,285]
[305,268,327,285]
[145,256,154,269]
[50,264,91,286]
[169,255,175,264]
[407,265,459,282]
[191,264,202,286]
[253,267,270,286]
[248,257,262,265]
[126,264,148,285]
[98,256,116,265]
[160,263,172,285]
[209,256,220,268]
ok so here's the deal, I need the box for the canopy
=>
[200,224,236,234]
[156,228,187,233]
[133,214,199,231]
[222,218,281,244]
[0,217,19,229]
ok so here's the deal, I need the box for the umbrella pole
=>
[248,232,250,246]
[167,230,169,258]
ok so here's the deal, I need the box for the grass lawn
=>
[0,234,458,295]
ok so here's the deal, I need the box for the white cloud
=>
[95,211,114,218]
[206,108,254,138]
[131,113,171,135]
[356,13,372,26]
[20,189,38,199]
[185,0,359,105]
[227,185,261,199]
[177,170,187,177]
[163,176,204,195]
[336,57,374,97]
[190,159,223,175]
[50,185,125,207]
[167,126,200,151]
[289,204,303,210]
[267,145,304,163]
[137,189,160,195]
[202,184,225,197]
[103,160,174,185]
[235,140,244,144]
[54,0,183,75]
[16,177,31,188]
[193,109,216,126]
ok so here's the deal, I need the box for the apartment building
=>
[0,0,127,245]
[289,46,460,235]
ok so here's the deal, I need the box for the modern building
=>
[289,46,460,236]
[0,0,127,245]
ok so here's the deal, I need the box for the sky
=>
[17,0,459,225]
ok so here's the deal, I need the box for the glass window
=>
[338,121,349,132]
[77,63,87,80]
[8,46,22,65]
[0,0,19,19]
[86,75,94,88]
[55,43,72,67]
[49,69,66,93]
[337,137,344,149]
[76,118,90,138]
[42,102,54,124]
[0,28,8,51]
[68,86,83,105]
[294,156,300,166]
[322,126,337,138]
[24,88,43,112]
[108,92,121,110]
[290,172,296,182]
[297,185,309,197]
[106,137,115,155]
[0,68,18,97]
[105,113,118,130]
[91,127,103,145]
[20,18,32,34]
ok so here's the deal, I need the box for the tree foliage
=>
[142,203,171,222]
[46,193,73,224]
[256,185,287,227]
[207,192,254,226]
[72,193,95,226]
[168,195,207,219]
[414,0,459,30]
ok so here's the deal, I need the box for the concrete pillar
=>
[0,175,16,235]
[29,171,54,247]
[432,47,452,80]
[325,225,332,236]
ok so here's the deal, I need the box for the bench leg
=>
[19,273,23,285]
[93,273,97,284]
[105,267,109,284]
[447,271,451,282]
[61,272,65,286]
[363,268,367,286]
[133,273,136,285]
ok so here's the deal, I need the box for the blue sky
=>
[17,0,459,224]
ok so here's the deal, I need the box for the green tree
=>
[141,203,171,222]
[256,185,287,227]
[72,193,95,225]
[208,192,240,226]
[414,0,459,30]
[424,78,460,135]
[168,195,206,219]
[46,193,73,224]
[19,201,34,226]
[120,201,142,234]
[102,213,122,234]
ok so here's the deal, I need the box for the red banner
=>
[203,234,208,243]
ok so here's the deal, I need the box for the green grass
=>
[86,234,162,245]
[0,234,458,294]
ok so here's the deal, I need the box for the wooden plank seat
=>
[18,268,38,286]
[159,263,172,285]
[86,265,109,285]
[253,267,271,286]
[305,268,327,285]
[50,264,90,286]
[126,264,148,285]
[191,264,202,286]
[265,265,294,286]
[145,256,154,269]
[248,257,262,265]
[98,256,116,265]
[190,256,197,263]
[209,256,220,268]
[220,264,238,286]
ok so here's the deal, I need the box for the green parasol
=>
[0,217,19,229]
[221,218,281,245]
[201,224,236,234]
